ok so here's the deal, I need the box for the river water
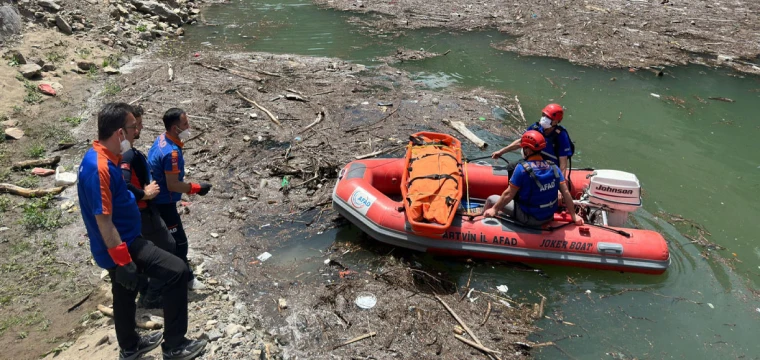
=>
[187,0,760,358]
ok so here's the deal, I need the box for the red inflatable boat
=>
[332,157,670,274]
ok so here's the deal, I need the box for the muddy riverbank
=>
[315,0,760,73]
[2,21,545,355]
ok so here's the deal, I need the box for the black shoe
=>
[119,332,163,360]
[162,339,207,360]
[138,294,162,309]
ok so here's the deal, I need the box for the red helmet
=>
[521,130,546,151]
[542,103,564,122]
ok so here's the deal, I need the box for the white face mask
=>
[539,116,553,129]
[119,130,131,154]
[177,127,191,141]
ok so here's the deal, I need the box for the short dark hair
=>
[132,104,145,118]
[162,108,186,131]
[98,102,134,140]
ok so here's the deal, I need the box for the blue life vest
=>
[512,159,563,221]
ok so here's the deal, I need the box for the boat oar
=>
[465,155,510,165]
[583,223,631,238]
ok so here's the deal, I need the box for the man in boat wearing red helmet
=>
[491,103,574,176]
[483,130,583,227]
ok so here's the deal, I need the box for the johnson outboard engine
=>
[577,170,642,227]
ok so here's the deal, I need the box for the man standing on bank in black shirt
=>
[120,105,176,309]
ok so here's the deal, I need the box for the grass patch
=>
[0,294,12,306]
[6,54,21,67]
[75,48,91,59]
[23,81,43,105]
[86,66,98,79]
[17,175,40,188]
[63,116,84,126]
[27,143,46,158]
[21,195,65,231]
[0,168,9,182]
[0,311,45,337]
[10,240,31,255]
[45,51,65,64]
[0,195,11,212]
[12,105,23,114]
[136,24,148,32]
[32,125,74,144]
[103,81,122,96]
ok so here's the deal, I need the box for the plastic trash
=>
[492,107,510,121]
[38,83,56,96]
[31,168,55,176]
[281,176,290,188]
[257,252,272,262]
[650,93,661,98]
[707,303,714,309]
[585,289,592,294]
[294,136,302,142]
[496,285,509,294]
[355,292,377,309]
[55,166,78,186]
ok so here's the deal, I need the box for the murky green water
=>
[188,0,760,357]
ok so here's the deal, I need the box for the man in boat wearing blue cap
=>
[491,103,574,176]
[483,130,583,227]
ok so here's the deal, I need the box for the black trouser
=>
[108,237,189,350]
[139,206,176,299]
[155,202,194,281]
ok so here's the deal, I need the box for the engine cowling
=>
[587,170,642,226]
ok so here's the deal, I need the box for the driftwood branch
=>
[301,110,325,133]
[12,156,61,170]
[97,304,162,330]
[455,335,501,355]
[257,69,282,77]
[480,301,492,326]
[442,119,487,149]
[235,90,281,126]
[332,332,376,349]
[514,96,527,123]
[355,145,405,160]
[345,107,399,133]
[0,183,64,197]
[285,93,309,102]
[435,295,482,348]
[192,62,263,82]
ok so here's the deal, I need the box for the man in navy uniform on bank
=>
[148,108,212,290]
[483,130,583,227]
[77,102,206,359]
[120,104,176,309]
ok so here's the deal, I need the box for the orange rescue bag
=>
[401,132,463,236]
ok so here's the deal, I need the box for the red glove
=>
[107,243,133,266]
[188,182,201,194]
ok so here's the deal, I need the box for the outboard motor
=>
[579,170,642,227]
